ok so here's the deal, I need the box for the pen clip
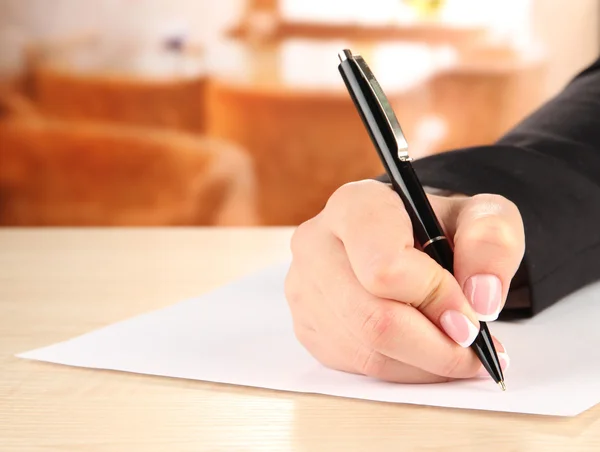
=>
[340,50,411,161]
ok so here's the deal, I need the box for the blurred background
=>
[0,0,598,227]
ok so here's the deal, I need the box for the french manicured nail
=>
[440,310,479,347]
[464,274,502,321]
[477,352,510,378]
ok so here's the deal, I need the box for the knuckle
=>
[463,217,521,256]
[329,180,384,204]
[327,182,362,210]
[467,194,524,246]
[362,252,409,297]
[359,304,397,349]
[326,180,393,221]
[290,218,316,256]
[363,258,393,296]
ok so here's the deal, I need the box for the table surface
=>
[2,228,599,452]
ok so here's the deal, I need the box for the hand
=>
[284,180,525,383]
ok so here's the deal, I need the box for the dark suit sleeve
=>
[381,57,600,319]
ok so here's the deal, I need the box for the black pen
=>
[337,49,505,390]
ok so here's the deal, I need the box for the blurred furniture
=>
[218,1,548,225]
[427,44,547,152]
[23,34,209,133]
[207,41,432,225]
[2,227,600,451]
[229,0,485,45]
[0,91,257,226]
[229,19,487,47]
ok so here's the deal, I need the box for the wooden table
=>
[1,228,599,451]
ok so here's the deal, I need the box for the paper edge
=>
[14,259,292,358]
[15,354,594,418]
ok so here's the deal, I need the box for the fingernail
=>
[464,274,502,321]
[440,310,479,348]
[477,352,510,378]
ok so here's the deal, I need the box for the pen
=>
[337,49,505,390]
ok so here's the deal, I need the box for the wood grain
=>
[1,228,599,451]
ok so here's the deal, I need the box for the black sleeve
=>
[380,56,600,319]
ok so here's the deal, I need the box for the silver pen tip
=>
[338,49,352,63]
[498,381,506,391]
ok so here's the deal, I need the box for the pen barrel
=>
[422,238,454,274]
[390,161,449,253]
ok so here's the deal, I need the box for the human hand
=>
[284,180,525,383]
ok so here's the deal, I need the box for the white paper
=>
[17,261,600,417]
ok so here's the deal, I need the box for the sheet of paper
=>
[17,261,600,417]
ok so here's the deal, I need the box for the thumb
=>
[441,194,525,321]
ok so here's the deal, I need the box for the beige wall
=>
[1,0,598,93]
[0,0,243,75]
[531,0,600,95]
